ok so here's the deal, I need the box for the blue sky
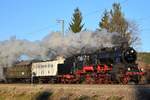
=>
[0,0,150,52]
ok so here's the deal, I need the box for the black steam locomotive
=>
[58,46,144,84]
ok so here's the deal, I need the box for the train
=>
[3,46,145,84]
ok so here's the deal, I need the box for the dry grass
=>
[0,84,149,100]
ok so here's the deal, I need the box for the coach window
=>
[48,70,50,74]
[41,71,44,75]
[51,68,54,74]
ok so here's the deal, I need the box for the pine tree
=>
[99,3,131,46]
[110,3,129,46]
[99,10,110,31]
[69,8,84,33]
[109,3,128,34]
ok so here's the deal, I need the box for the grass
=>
[75,95,124,100]
[0,84,149,100]
[138,52,150,64]
[0,96,6,100]
[107,96,124,100]
[76,95,91,100]
[0,93,33,100]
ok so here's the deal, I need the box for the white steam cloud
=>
[0,30,115,79]
[42,30,114,57]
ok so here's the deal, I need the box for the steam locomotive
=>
[3,46,145,84]
[58,46,144,84]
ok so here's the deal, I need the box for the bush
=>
[76,95,91,100]
[107,96,124,100]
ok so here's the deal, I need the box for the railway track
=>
[0,83,150,86]
[0,83,150,90]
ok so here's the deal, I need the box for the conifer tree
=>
[99,10,110,31]
[109,3,128,34]
[110,3,129,45]
[69,8,84,33]
[99,3,132,46]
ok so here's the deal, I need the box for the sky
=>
[0,0,150,52]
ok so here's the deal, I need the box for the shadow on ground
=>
[134,85,150,100]
[36,90,52,100]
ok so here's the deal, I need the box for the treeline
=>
[138,52,150,64]
[69,3,140,47]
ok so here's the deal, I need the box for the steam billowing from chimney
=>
[42,30,114,57]
[0,30,115,79]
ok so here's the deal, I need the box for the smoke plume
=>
[42,30,114,57]
[0,30,114,79]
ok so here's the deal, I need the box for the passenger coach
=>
[31,57,65,83]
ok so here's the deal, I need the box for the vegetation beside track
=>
[138,52,150,64]
[138,52,150,83]
[0,84,149,100]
